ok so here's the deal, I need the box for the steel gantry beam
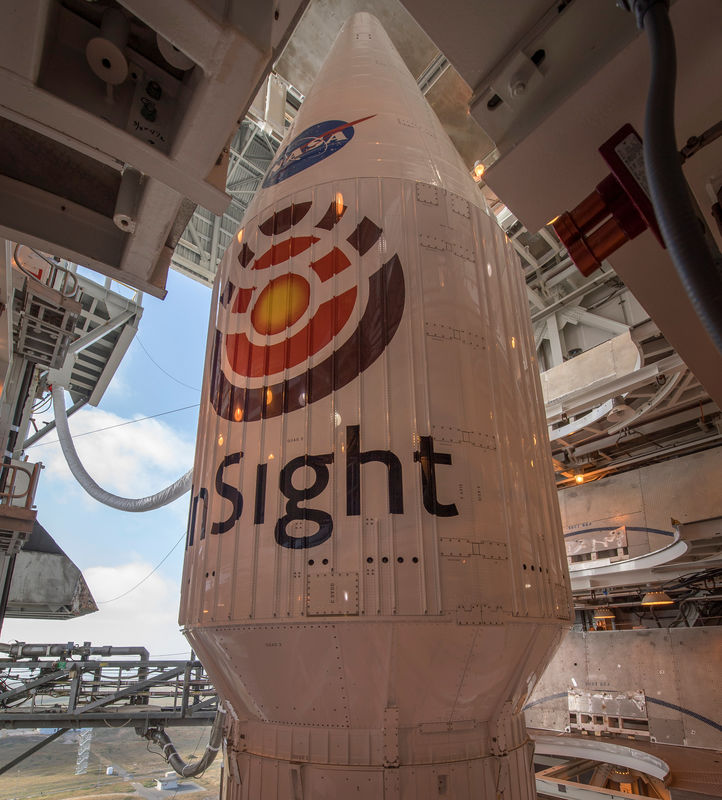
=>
[171,115,283,285]
[0,655,218,729]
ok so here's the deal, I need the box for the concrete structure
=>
[155,772,179,790]
[5,522,96,620]
[526,627,722,752]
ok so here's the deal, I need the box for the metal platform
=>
[569,516,722,593]
[0,0,310,297]
[534,732,670,799]
[4,521,97,620]
[531,729,722,800]
[0,643,218,778]
[0,650,217,730]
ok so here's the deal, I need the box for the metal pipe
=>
[144,707,226,777]
[0,360,36,635]
[52,384,192,511]
[89,645,150,660]
[576,592,722,613]
[0,556,17,638]
[557,432,722,486]
[576,600,654,610]
[671,593,722,628]
[638,1,722,354]
[0,642,150,660]
[530,268,616,323]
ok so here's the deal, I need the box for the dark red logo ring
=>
[208,198,405,422]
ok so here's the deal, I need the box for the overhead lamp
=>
[641,590,674,606]
[574,472,585,484]
[593,606,615,620]
[472,161,485,182]
[607,396,635,424]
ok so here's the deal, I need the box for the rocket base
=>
[221,713,537,800]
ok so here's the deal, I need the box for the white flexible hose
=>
[52,385,192,512]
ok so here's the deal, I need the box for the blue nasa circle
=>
[262,119,355,188]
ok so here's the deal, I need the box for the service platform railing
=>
[13,244,79,300]
[0,645,218,729]
[0,461,40,510]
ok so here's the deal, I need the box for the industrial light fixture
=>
[641,590,674,606]
[593,606,615,620]
[472,160,485,182]
[574,472,585,484]
[607,395,635,424]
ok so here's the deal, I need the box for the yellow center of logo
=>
[251,274,311,335]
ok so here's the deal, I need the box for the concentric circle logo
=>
[208,190,405,422]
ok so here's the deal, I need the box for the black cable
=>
[152,651,193,658]
[134,335,200,392]
[96,532,185,604]
[32,393,52,413]
[634,1,722,354]
[26,403,200,449]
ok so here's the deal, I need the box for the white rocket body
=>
[181,13,572,799]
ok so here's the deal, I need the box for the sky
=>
[3,268,212,657]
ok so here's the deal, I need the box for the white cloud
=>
[2,561,191,658]
[100,370,131,402]
[34,407,195,499]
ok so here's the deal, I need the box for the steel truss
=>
[0,656,217,730]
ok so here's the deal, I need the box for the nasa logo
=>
[262,116,375,187]
[208,191,405,422]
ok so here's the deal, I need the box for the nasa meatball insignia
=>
[262,115,376,187]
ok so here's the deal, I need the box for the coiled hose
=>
[52,384,192,511]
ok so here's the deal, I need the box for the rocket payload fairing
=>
[181,13,572,799]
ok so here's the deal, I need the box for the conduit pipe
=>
[144,708,226,777]
[52,385,192,512]
[633,0,722,354]
[0,642,149,660]
[672,593,722,628]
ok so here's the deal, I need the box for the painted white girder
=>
[559,307,630,336]
[0,0,309,297]
[569,401,719,461]
[483,0,722,407]
[605,367,686,435]
[533,734,670,780]
[546,354,683,426]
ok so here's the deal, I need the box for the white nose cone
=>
[181,12,571,799]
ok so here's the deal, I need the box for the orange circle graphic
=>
[250,274,310,335]
[210,200,405,422]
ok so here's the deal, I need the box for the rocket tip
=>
[343,10,382,30]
